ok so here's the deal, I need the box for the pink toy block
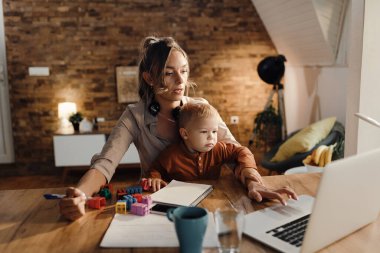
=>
[130,203,149,216]
[115,201,127,214]
[142,195,153,208]
[87,197,106,209]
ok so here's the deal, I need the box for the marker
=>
[43,193,91,200]
[43,194,66,199]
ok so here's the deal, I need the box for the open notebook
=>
[150,180,213,207]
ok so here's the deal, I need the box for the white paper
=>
[150,180,213,206]
[100,212,219,248]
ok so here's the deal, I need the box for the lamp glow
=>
[58,102,77,119]
[58,102,77,134]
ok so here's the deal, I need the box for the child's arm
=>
[219,142,258,184]
[147,177,168,192]
[245,178,298,205]
[147,160,169,192]
[239,167,264,186]
[239,166,298,206]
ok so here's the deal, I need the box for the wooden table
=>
[0,170,379,253]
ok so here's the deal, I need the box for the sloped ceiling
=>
[251,0,347,66]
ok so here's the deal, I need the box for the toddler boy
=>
[148,103,297,204]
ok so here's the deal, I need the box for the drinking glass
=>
[214,208,244,253]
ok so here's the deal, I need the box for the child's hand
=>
[246,180,298,206]
[59,187,87,221]
[148,178,168,192]
[240,167,264,185]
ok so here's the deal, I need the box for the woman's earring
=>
[148,100,160,116]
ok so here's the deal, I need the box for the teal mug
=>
[167,207,208,253]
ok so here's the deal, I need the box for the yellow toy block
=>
[115,201,127,214]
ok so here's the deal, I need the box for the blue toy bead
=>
[126,186,143,195]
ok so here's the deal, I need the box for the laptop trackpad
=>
[244,195,315,235]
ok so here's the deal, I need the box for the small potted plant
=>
[69,112,83,132]
[252,103,282,151]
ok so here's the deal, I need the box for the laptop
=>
[244,148,380,253]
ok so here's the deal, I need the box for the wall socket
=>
[230,116,239,124]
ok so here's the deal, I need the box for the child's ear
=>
[142,72,153,86]
[179,128,188,140]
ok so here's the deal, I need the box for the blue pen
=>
[44,193,66,199]
[43,193,91,200]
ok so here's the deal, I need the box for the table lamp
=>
[354,113,380,128]
[58,102,77,134]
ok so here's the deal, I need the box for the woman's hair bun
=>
[142,36,159,50]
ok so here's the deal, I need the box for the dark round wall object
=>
[257,55,287,85]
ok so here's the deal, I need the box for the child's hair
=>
[178,103,219,128]
[138,36,195,102]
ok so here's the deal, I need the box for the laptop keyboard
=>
[266,214,310,247]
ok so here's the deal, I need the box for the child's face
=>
[181,116,219,153]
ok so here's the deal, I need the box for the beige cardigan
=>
[90,96,238,182]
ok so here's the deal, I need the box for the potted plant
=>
[251,103,282,151]
[69,112,83,132]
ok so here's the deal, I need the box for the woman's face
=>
[156,49,189,102]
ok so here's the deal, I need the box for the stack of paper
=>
[100,213,218,248]
[150,180,213,206]
[100,180,216,248]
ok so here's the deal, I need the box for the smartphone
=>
[151,203,179,215]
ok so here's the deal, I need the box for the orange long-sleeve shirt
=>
[149,141,257,182]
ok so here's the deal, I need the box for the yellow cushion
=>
[271,117,336,162]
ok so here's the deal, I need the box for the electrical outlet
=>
[28,67,50,76]
[230,116,239,124]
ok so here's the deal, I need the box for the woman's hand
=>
[148,178,168,192]
[59,187,87,221]
[246,180,298,206]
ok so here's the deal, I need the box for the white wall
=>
[344,0,364,156]
[354,0,380,153]
[284,66,347,133]
[283,1,349,133]
[285,0,380,155]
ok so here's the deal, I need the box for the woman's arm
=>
[77,168,107,197]
[59,107,137,221]
[59,169,107,221]
[90,109,136,182]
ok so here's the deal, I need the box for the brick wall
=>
[2,0,276,174]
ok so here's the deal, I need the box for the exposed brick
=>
[4,0,276,174]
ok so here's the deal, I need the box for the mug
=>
[167,206,208,253]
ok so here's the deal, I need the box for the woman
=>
[59,36,296,221]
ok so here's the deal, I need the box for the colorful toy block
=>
[140,178,151,191]
[102,183,113,194]
[116,188,128,200]
[132,193,143,203]
[130,203,150,216]
[115,200,127,214]
[141,195,153,208]
[87,197,106,209]
[122,195,137,210]
[99,188,112,200]
[126,186,142,195]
